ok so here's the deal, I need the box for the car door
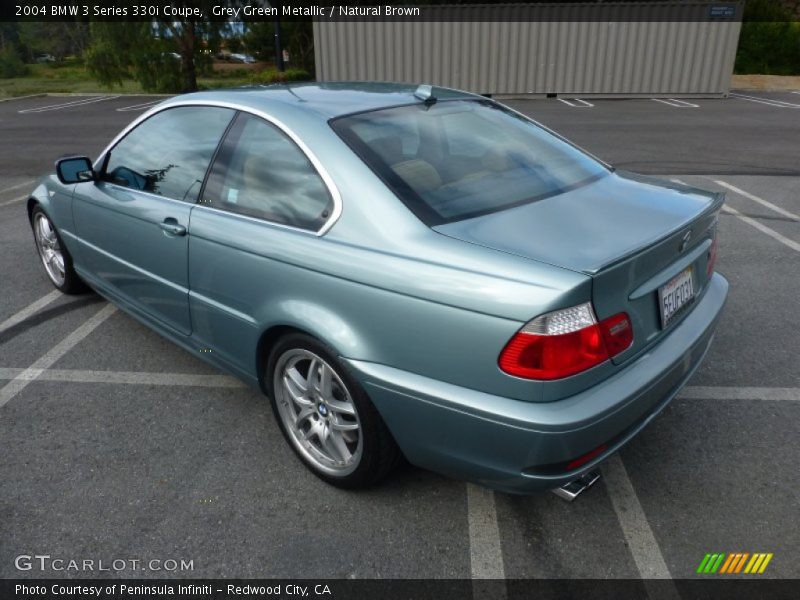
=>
[187,111,335,377]
[72,105,235,335]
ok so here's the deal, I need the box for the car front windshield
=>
[331,99,609,225]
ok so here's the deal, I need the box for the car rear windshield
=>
[330,99,609,225]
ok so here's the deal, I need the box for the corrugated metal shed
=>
[313,2,743,97]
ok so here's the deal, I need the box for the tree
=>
[244,19,314,72]
[0,44,27,78]
[0,23,20,52]
[735,0,800,75]
[85,2,229,93]
[0,20,25,78]
[86,22,184,92]
[18,22,89,62]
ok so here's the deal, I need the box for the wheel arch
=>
[27,196,39,223]
[27,178,64,227]
[253,296,381,393]
[256,324,307,393]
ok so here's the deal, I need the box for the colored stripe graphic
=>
[697,554,712,573]
[734,553,749,573]
[698,552,772,574]
[710,554,725,573]
[707,554,721,573]
[719,554,736,573]
[744,554,759,573]
[758,554,773,573]
[746,554,766,573]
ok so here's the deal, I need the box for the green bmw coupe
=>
[27,83,727,497]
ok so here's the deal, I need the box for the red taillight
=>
[499,303,633,380]
[499,324,607,380]
[599,312,634,357]
[566,444,608,471]
[707,234,718,277]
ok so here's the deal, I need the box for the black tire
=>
[30,205,88,295]
[266,332,402,489]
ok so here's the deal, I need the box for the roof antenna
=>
[283,85,306,102]
[414,84,437,105]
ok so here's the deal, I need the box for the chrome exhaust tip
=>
[551,470,601,502]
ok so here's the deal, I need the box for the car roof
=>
[169,82,481,121]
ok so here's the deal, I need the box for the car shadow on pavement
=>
[0,293,102,345]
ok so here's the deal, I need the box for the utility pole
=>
[272,1,285,71]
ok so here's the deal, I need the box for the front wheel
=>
[267,333,401,488]
[31,205,86,294]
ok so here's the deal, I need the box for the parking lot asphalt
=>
[0,91,798,586]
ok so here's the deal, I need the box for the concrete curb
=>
[0,93,47,103]
[44,92,175,97]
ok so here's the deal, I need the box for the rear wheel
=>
[31,206,86,294]
[267,333,401,488]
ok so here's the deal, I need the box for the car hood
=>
[433,171,720,275]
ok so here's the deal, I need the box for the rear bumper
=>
[345,273,728,494]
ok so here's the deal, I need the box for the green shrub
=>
[133,54,184,94]
[214,67,250,79]
[735,0,800,75]
[250,68,312,85]
[0,45,28,78]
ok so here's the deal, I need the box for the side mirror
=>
[55,156,95,184]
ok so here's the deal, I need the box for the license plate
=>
[658,267,694,328]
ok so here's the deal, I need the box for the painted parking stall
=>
[17,95,120,114]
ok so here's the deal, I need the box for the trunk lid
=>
[434,171,723,363]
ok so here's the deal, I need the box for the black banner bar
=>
[3,579,800,600]
[1,1,753,24]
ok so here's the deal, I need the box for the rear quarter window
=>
[201,112,333,232]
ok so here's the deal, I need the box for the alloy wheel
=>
[33,212,66,287]
[273,349,363,476]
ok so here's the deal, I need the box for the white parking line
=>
[18,95,120,114]
[652,98,698,108]
[0,303,116,409]
[603,455,679,597]
[730,95,787,108]
[650,98,684,108]
[0,364,800,400]
[0,290,62,336]
[722,204,800,253]
[671,178,800,253]
[0,367,244,388]
[0,366,800,404]
[558,98,593,108]
[0,194,28,207]
[711,179,799,221]
[467,483,506,598]
[0,179,35,196]
[116,99,164,112]
[730,93,800,108]
[667,98,699,108]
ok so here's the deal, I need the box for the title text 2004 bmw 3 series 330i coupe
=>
[28,83,727,496]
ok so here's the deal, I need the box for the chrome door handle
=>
[159,218,187,236]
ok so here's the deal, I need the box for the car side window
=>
[202,112,333,231]
[102,106,235,203]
